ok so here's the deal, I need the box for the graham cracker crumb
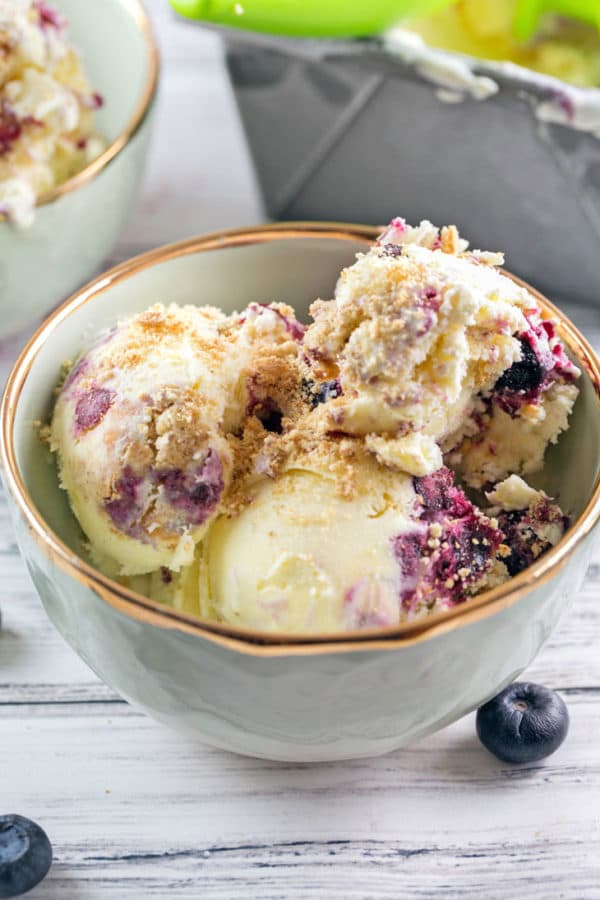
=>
[440,224,460,255]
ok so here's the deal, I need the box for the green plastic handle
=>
[514,0,600,41]
[169,0,453,38]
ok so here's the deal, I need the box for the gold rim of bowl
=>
[2,222,600,657]
[22,0,159,211]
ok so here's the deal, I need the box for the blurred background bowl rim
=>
[2,221,600,657]
[1,0,159,224]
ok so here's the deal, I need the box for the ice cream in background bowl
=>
[0,0,158,338]
[403,0,600,88]
[0,0,107,229]
[2,222,600,761]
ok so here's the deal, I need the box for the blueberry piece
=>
[0,815,52,898]
[315,380,341,405]
[301,378,342,408]
[494,511,537,577]
[476,682,569,764]
[379,243,404,258]
[495,339,544,394]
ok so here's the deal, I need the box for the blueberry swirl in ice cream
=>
[51,302,305,575]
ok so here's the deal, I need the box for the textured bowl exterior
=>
[3,225,600,762]
[9,502,596,761]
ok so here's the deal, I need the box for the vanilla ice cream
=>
[51,216,579,634]
[205,450,507,634]
[0,0,106,228]
[304,217,579,488]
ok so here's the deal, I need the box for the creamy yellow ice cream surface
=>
[204,447,508,634]
[205,447,418,633]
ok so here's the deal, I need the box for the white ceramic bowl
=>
[0,0,159,338]
[2,223,600,761]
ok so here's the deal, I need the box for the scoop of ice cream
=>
[51,302,304,577]
[304,218,579,486]
[51,304,234,575]
[204,445,508,634]
[0,0,105,227]
[401,2,600,88]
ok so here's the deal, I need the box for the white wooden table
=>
[1,3,600,896]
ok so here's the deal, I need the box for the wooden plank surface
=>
[1,1,600,897]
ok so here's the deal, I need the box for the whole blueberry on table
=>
[476,682,569,764]
[0,816,52,898]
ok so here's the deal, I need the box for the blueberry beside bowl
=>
[1,222,600,762]
[0,815,52,899]
[477,682,570,764]
[0,0,159,340]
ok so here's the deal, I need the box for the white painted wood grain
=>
[1,696,600,898]
[1,1,600,897]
